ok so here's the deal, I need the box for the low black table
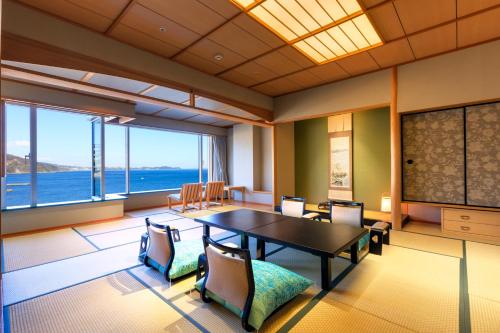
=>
[195,209,368,290]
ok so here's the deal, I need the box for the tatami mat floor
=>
[3,204,500,332]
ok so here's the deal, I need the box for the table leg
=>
[241,234,249,250]
[320,255,332,290]
[203,224,210,237]
[350,241,359,264]
[256,239,266,261]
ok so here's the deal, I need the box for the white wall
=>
[398,39,500,112]
[260,127,273,192]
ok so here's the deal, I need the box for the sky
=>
[6,103,208,169]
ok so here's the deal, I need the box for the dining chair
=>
[281,195,320,220]
[329,200,369,258]
[197,236,312,331]
[143,218,204,282]
[167,182,203,212]
[204,181,225,208]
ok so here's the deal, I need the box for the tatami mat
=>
[87,226,146,249]
[2,229,97,272]
[180,210,218,219]
[469,295,500,333]
[125,207,172,217]
[2,242,140,306]
[8,271,200,333]
[391,229,463,257]
[320,245,461,332]
[207,205,242,212]
[466,241,500,303]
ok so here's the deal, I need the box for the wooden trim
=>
[402,201,500,213]
[390,66,402,230]
[137,84,158,95]
[80,72,94,82]
[1,33,273,121]
[1,65,272,127]
[272,124,277,207]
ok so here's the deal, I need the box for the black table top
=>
[194,209,287,233]
[247,217,368,257]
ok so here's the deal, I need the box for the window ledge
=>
[1,194,127,212]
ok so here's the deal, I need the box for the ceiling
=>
[1,60,261,127]
[12,0,500,96]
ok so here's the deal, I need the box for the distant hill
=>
[6,154,89,173]
[6,154,181,173]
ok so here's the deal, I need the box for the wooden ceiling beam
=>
[138,84,158,95]
[105,0,136,35]
[1,65,272,127]
[1,33,273,121]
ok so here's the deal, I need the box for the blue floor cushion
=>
[358,233,369,251]
[148,239,204,279]
[195,260,313,330]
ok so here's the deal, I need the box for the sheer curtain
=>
[211,135,228,183]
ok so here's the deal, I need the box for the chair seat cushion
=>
[195,260,313,329]
[148,239,204,279]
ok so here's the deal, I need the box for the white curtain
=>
[211,136,228,183]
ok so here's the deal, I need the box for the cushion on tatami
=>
[466,241,500,302]
[7,271,200,333]
[391,230,463,257]
[2,229,96,272]
[3,242,140,306]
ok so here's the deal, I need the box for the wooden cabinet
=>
[442,208,500,242]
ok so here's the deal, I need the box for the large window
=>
[4,103,32,208]
[105,124,127,194]
[129,127,200,192]
[37,108,93,204]
[1,101,215,209]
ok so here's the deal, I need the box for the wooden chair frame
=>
[167,183,203,212]
[205,181,225,208]
[201,236,256,332]
[143,218,176,281]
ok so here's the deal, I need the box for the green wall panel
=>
[294,108,390,210]
[353,108,390,210]
[294,117,329,204]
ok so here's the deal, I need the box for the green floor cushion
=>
[195,260,313,330]
[147,239,204,279]
[358,233,369,251]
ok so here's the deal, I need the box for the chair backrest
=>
[329,200,364,227]
[201,236,254,316]
[205,181,225,200]
[145,218,175,268]
[181,183,202,201]
[281,195,305,218]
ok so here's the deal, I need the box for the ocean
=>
[4,169,207,207]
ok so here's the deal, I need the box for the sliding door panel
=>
[466,102,500,207]
[402,109,465,204]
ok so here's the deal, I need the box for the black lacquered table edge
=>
[194,210,368,290]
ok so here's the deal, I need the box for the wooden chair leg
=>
[221,194,224,206]
[167,197,171,209]
[199,193,202,210]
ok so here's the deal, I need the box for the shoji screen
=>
[402,109,465,204]
[466,102,500,207]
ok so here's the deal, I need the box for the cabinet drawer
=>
[443,208,500,225]
[443,220,500,237]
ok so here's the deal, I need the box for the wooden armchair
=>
[204,181,225,208]
[167,183,202,212]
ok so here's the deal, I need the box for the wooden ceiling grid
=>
[12,0,500,97]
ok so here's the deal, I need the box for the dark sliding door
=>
[402,108,465,204]
[466,103,500,207]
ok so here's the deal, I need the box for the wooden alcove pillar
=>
[390,66,403,230]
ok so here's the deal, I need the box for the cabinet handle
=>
[460,215,470,220]
[460,226,470,231]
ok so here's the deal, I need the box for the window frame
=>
[0,99,215,210]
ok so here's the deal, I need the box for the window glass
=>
[5,103,32,207]
[104,124,126,194]
[36,108,92,204]
[129,127,199,192]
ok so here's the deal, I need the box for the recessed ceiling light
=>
[214,53,224,61]
[230,0,383,64]
[159,26,166,32]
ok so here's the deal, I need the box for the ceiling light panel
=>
[230,0,383,64]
